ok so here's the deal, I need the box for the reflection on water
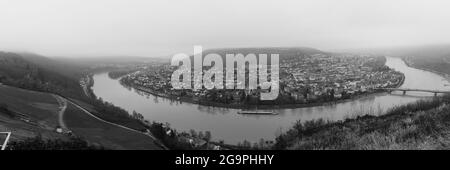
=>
[92,57,450,144]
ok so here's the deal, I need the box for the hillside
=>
[400,45,450,76]
[0,51,163,149]
[351,44,450,76]
[19,52,84,80]
[0,52,85,99]
[53,55,168,67]
[386,44,450,59]
[63,100,162,150]
[0,84,162,149]
[273,95,450,150]
[0,85,68,141]
[2,51,155,132]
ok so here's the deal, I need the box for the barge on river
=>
[237,110,278,115]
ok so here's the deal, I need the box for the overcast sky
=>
[0,0,449,57]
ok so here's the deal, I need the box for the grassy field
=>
[274,95,450,150]
[0,85,59,126]
[0,85,67,141]
[0,85,162,150]
[69,98,147,131]
[63,101,162,150]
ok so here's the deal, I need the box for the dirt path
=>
[53,95,68,131]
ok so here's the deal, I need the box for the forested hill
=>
[0,51,85,99]
[18,52,84,81]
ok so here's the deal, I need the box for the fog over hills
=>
[0,51,83,99]
[340,44,450,58]
[201,47,329,59]
[2,0,450,57]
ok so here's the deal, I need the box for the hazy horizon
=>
[1,0,450,57]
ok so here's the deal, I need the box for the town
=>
[120,54,404,108]
[170,50,280,100]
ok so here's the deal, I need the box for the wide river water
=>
[92,57,450,144]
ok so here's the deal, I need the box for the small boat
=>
[237,110,278,115]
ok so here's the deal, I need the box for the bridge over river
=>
[377,88,450,96]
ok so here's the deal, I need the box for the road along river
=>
[92,57,450,144]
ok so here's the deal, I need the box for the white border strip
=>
[0,132,11,150]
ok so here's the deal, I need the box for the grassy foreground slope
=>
[0,85,161,149]
[0,85,66,141]
[64,102,162,150]
[275,95,450,150]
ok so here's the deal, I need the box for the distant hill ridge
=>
[201,47,328,60]
[178,47,330,65]
[0,51,84,99]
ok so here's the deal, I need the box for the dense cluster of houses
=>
[279,54,404,102]
[121,54,403,104]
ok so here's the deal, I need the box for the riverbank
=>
[120,78,404,110]
[80,73,96,99]
[118,55,405,110]
[402,57,450,83]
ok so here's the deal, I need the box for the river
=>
[91,57,450,144]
